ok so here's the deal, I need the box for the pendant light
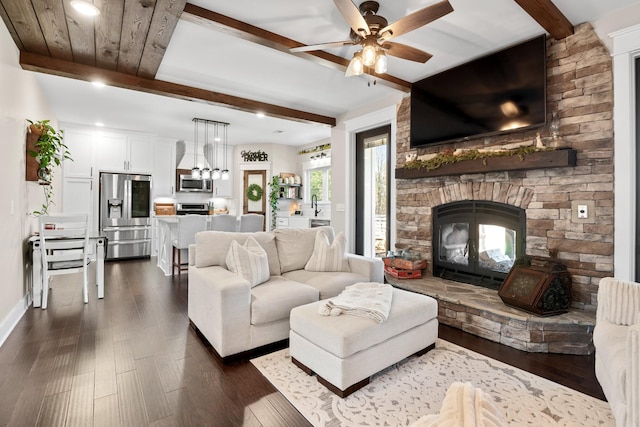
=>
[221,123,230,180]
[201,121,211,180]
[212,122,221,180]
[191,118,201,179]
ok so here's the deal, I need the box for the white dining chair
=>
[38,214,90,309]
[172,215,207,282]
[239,214,264,232]
[209,214,238,232]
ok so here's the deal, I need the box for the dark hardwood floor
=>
[0,258,606,426]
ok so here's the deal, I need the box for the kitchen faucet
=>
[311,194,321,217]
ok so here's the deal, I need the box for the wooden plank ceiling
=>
[0,0,573,126]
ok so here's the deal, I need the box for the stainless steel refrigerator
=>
[99,172,152,260]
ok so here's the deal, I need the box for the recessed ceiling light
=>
[94,122,104,127]
[256,112,266,119]
[273,130,284,134]
[91,81,106,88]
[70,1,100,16]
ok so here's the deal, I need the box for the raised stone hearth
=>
[387,276,595,355]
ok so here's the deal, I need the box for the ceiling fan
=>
[290,0,454,77]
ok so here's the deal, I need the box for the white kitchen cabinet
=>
[95,133,153,173]
[152,141,175,197]
[275,216,310,229]
[62,128,94,178]
[62,177,97,234]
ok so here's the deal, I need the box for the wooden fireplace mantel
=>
[396,149,577,179]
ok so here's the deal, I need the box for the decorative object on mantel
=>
[397,147,577,179]
[241,149,268,162]
[498,256,572,316]
[26,119,72,216]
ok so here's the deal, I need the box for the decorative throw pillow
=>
[225,236,270,287]
[304,230,350,272]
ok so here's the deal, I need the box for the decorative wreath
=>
[246,184,263,201]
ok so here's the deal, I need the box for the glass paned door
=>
[356,125,390,257]
[477,224,517,273]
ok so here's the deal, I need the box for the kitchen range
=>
[99,172,152,260]
[176,203,209,215]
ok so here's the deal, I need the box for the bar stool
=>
[172,215,207,282]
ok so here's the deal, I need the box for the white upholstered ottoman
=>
[289,287,438,397]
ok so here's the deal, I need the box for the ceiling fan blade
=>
[379,0,453,41]
[290,40,355,53]
[333,0,370,37]
[382,42,433,63]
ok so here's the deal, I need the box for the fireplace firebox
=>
[433,201,526,289]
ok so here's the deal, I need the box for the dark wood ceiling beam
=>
[138,0,186,79]
[513,0,573,40]
[180,3,411,92]
[19,52,336,127]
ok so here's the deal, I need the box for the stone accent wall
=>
[395,24,613,312]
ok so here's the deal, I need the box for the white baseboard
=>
[0,295,29,348]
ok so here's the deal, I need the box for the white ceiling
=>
[31,0,640,146]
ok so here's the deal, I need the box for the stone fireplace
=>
[395,23,613,313]
[389,24,614,354]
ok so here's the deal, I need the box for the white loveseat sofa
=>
[187,226,384,361]
[593,277,640,427]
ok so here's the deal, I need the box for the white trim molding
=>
[0,295,29,347]
[610,24,640,280]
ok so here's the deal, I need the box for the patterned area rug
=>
[251,339,614,426]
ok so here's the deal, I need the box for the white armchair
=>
[593,277,640,427]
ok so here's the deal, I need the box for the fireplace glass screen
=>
[433,201,525,288]
[439,223,469,266]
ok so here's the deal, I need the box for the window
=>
[306,166,331,203]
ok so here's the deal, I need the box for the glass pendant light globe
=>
[374,50,387,74]
[212,168,221,180]
[350,51,364,76]
[201,167,211,180]
[191,167,201,179]
[362,41,376,67]
[221,169,229,180]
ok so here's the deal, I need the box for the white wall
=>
[0,22,57,345]
[611,24,640,280]
[330,95,404,252]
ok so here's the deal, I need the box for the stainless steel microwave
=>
[178,174,213,192]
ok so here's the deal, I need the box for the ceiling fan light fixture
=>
[346,51,364,77]
[70,0,100,16]
[375,50,387,74]
[362,40,377,66]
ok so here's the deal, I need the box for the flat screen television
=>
[410,35,547,148]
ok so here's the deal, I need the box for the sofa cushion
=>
[282,269,370,300]
[251,276,319,325]
[275,226,334,273]
[226,237,270,287]
[305,230,349,272]
[195,231,281,275]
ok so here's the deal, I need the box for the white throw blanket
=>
[318,282,393,323]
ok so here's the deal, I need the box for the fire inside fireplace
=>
[433,201,526,289]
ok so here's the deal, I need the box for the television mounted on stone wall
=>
[410,35,547,148]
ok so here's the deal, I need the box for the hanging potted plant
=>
[26,119,72,215]
[269,175,280,231]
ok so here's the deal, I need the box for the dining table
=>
[29,234,107,307]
